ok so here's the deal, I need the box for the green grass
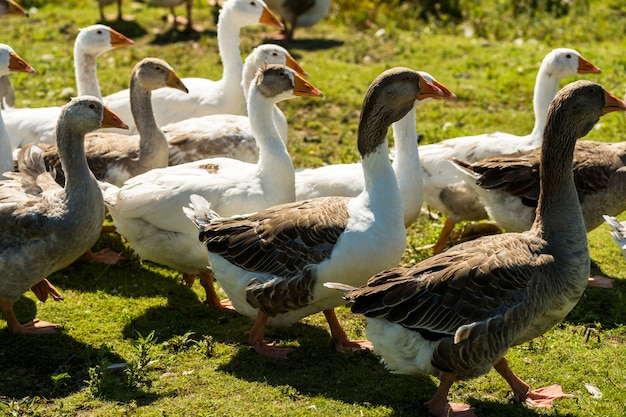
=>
[2,0,626,416]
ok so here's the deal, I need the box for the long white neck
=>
[247,89,295,202]
[74,48,101,98]
[217,7,246,113]
[391,103,421,227]
[242,63,288,145]
[0,110,12,178]
[528,63,560,142]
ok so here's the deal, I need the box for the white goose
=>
[3,24,133,149]
[186,68,445,358]
[38,58,188,187]
[103,65,322,309]
[0,45,35,179]
[0,96,128,334]
[604,215,626,262]
[163,43,306,165]
[327,81,626,417]
[103,0,283,134]
[419,48,600,253]
[295,72,455,228]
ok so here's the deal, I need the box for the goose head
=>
[221,0,284,30]
[251,63,322,104]
[132,57,188,94]
[0,43,35,76]
[59,95,129,138]
[0,0,28,17]
[75,24,134,58]
[357,68,443,156]
[541,48,601,78]
[241,44,307,95]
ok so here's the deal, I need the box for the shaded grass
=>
[1,0,626,416]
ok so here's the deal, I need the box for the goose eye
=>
[566,53,572,59]
[97,30,103,35]
[272,52,278,56]
[88,104,96,109]
[250,1,256,5]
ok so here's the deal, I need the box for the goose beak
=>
[7,0,28,17]
[430,79,456,101]
[101,106,129,130]
[166,70,189,94]
[260,6,284,30]
[602,90,626,114]
[285,53,308,77]
[109,28,134,48]
[293,73,323,98]
[8,51,35,74]
[417,74,444,100]
[577,55,601,74]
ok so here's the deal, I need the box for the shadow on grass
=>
[150,27,217,45]
[261,37,344,52]
[96,18,148,39]
[0,320,155,405]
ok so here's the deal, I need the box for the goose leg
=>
[184,0,193,31]
[0,300,58,334]
[197,271,234,311]
[116,0,123,20]
[424,372,476,417]
[245,311,293,358]
[494,357,573,408]
[30,279,64,302]
[84,248,124,265]
[323,309,373,353]
[432,218,455,254]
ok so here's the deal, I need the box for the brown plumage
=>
[330,81,626,417]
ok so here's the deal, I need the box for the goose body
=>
[265,0,331,40]
[3,25,133,149]
[295,72,455,228]
[38,58,187,187]
[451,140,626,234]
[103,65,322,308]
[186,68,445,358]
[419,48,600,253]
[604,215,626,262]
[103,0,283,135]
[0,45,35,179]
[0,96,128,334]
[163,44,306,164]
[329,81,626,417]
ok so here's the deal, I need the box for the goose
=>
[163,43,306,165]
[324,81,626,417]
[3,25,134,149]
[0,96,128,334]
[451,140,626,289]
[103,0,283,134]
[37,58,188,187]
[419,48,600,253]
[604,215,626,262]
[0,0,27,17]
[0,44,35,179]
[185,68,445,358]
[265,0,331,40]
[103,65,322,310]
[295,72,455,228]
[147,0,193,31]
[96,0,123,21]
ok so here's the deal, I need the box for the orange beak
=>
[101,106,129,129]
[417,74,444,100]
[285,53,308,77]
[293,73,323,98]
[167,70,189,93]
[577,55,601,74]
[602,90,626,115]
[7,0,28,17]
[8,51,35,74]
[260,6,284,30]
[109,28,134,48]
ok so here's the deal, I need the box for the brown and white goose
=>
[0,96,128,334]
[325,81,626,417]
[186,68,444,358]
[451,140,626,289]
[38,58,187,187]
[103,65,322,309]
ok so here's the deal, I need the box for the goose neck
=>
[130,80,169,165]
[217,11,244,89]
[529,66,559,141]
[74,52,101,98]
